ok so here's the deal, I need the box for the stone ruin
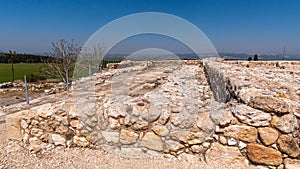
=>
[5,59,300,168]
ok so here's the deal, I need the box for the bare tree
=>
[42,39,80,92]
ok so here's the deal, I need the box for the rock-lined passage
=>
[7,60,216,157]
[5,60,300,168]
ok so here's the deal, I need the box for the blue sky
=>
[1,0,300,54]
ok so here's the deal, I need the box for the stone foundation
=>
[6,60,300,168]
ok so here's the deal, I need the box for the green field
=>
[0,63,43,83]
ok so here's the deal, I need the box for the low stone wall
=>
[6,60,300,168]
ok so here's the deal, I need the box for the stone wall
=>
[6,60,300,168]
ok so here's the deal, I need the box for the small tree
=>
[9,50,16,82]
[42,39,80,92]
[254,54,258,61]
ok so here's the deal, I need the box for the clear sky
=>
[1,0,300,55]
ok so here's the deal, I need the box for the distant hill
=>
[222,53,300,61]
[106,53,300,61]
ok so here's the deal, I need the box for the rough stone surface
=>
[248,95,292,114]
[219,135,227,145]
[227,138,237,146]
[258,127,279,146]
[120,148,146,158]
[277,134,300,158]
[271,114,298,133]
[232,104,271,127]
[51,134,66,146]
[246,143,282,166]
[196,112,215,133]
[70,120,82,129]
[284,158,300,169]
[73,136,89,147]
[4,60,300,167]
[120,129,138,145]
[6,112,24,141]
[141,132,164,151]
[151,125,169,136]
[165,139,185,152]
[224,125,258,143]
[209,101,233,126]
[29,137,43,153]
[169,129,190,143]
[101,131,119,144]
[206,142,253,168]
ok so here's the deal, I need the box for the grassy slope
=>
[0,63,42,83]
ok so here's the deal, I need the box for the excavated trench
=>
[7,60,300,168]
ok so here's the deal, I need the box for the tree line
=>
[0,53,48,63]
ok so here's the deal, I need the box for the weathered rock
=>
[6,112,23,140]
[206,142,252,168]
[219,135,227,145]
[101,131,119,144]
[141,132,163,151]
[39,121,53,131]
[107,108,125,118]
[73,136,89,147]
[31,103,55,117]
[224,125,258,143]
[70,120,83,129]
[203,142,211,148]
[232,104,271,127]
[108,117,120,130]
[209,101,234,126]
[169,129,190,143]
[284,158,300,169]
[196,112,215,133]
[238,141,247,149]
[68,106,78,118]
[258,127,279,146]
[132,120,149,130]
[29,137,42,153]
[227,138,237,146]
[51,134,66,146]
[152,125,169,136]
[55,125,68,134]
[277,134,300,158]
[120,148,146,158]
[20,119,28,129]
[271,114,298,133]
[190,144,204,153]
[248,95,292,114]
[171,113,196,129]
[165,139,185,151]
[157,109,170,125]
[120,129,138,145]
[30,128,43,137]
[85,119,96,127]
[246,143,282,166]
[293,102,300,118]
[141,106,161,123]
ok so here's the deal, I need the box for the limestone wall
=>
[6,60,300,168]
